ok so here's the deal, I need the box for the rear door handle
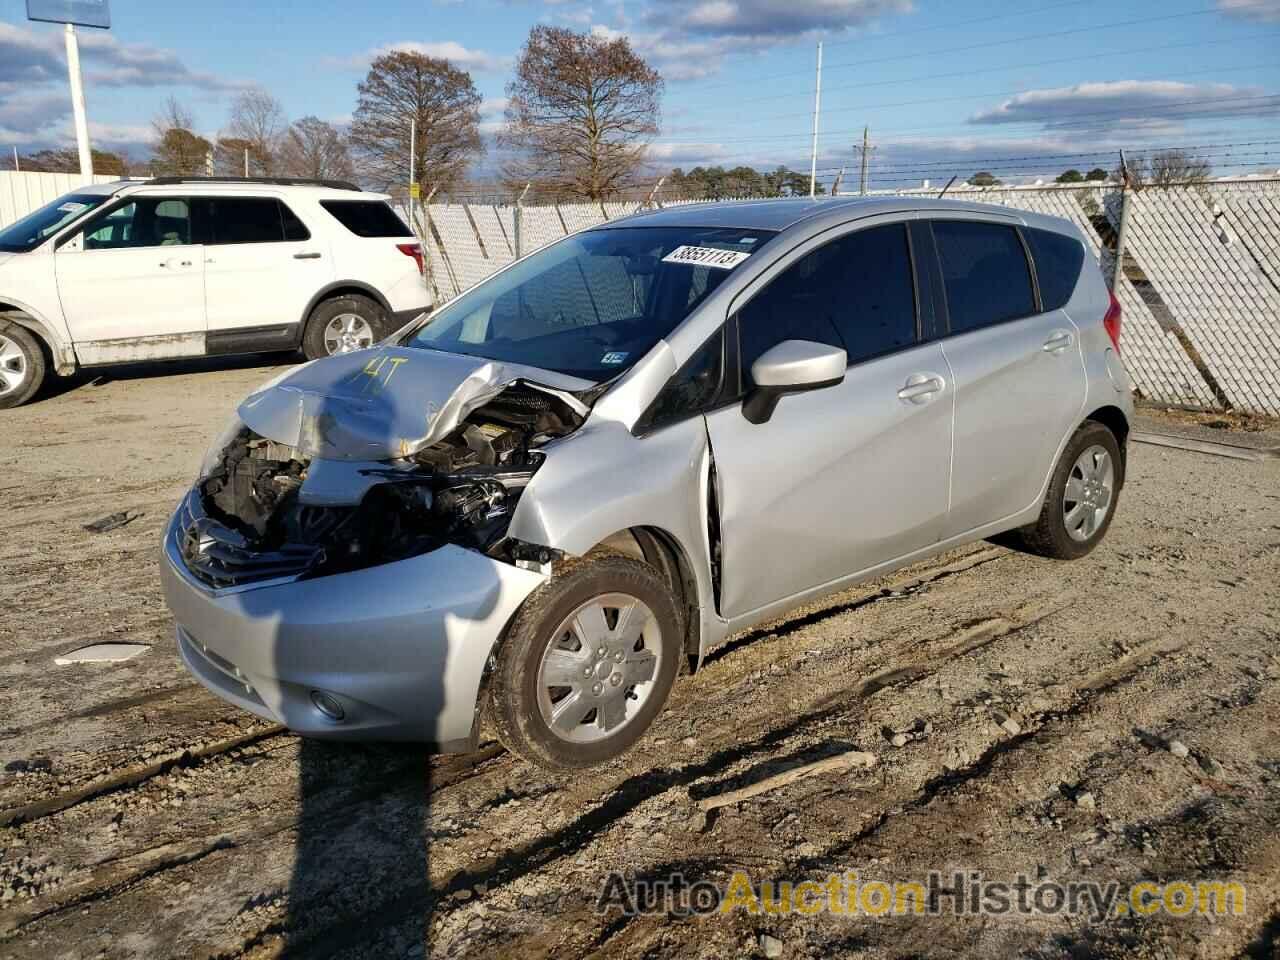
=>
[897,373,946,404]
[293,252,322,260]
[1043,330,1074,353]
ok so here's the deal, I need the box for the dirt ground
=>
[1,357,1278,960]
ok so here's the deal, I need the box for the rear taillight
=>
[397,242,425,276]
[1103,290,1122,352]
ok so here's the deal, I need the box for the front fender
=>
[508,416,729,659]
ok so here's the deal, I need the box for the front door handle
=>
[897,373,946,404]
[293,252,322,260]
[1043,330,1074,353]
[159,257,194,268]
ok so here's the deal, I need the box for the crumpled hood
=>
[238,346,594,462]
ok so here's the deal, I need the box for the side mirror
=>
[743,339,846,424]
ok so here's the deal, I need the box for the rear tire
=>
[0,319,47,410]
[1014,421,1122,560]
[301,294,388,360]
[485,555,682,771]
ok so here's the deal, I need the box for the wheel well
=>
[302,284,392,327]
[1086,405,1130,484]
[0,306,55,366]
[588,527,702,669]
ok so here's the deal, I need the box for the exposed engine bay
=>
[194,383,582,585]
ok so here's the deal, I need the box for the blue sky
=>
[2,0,1279,187]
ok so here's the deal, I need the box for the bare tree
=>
[151,96,210,175]
[1121,149,1212,186]
[225,87,285,175]
[278,116,356,181]
[501,26,662,200]
[348,50,482,194]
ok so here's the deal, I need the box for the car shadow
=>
[34,351,303,402]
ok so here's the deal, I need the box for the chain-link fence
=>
[405,178,1280,416]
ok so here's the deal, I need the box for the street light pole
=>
[64,23,93,178]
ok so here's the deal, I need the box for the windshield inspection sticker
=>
[662,245,752,270]
[600,351,629,365]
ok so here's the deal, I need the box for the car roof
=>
[592,195,1027,233]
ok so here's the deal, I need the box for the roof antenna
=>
[938,175,957,199]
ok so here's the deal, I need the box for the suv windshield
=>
[405,226,774,381]
[0,193,110,253]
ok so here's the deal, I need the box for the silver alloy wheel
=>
[1063,443,1115,542]
[323,313,375,355]
[0,334,28,397]
[536,592,663,744]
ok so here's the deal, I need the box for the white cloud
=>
[1217,0,1280,21]
[0,20,245,92]
[592,0,913,81]
[970,80,1280,134]
[339,40,511,74]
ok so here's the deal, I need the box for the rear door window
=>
[931,220,1036,334]
[320,200,412,238]
[1024,227,1086,312]
[200,197,286,245]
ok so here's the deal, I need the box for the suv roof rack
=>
[144,176,361,191]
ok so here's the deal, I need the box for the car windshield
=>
[0,193,110,253]
[404,226,775,381]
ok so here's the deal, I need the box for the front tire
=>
[0,319,47,410]
[1015,421,1122,559]
[302,294,388,360]
[486,555,682,771]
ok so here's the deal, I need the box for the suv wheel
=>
[0,320,47,410]
[486,555,682,770]
[1015,421,1122,560]
[302,294,388,359]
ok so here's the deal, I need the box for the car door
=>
[926,217,1088,538]
[197,196,331,339]
[54,195,206,363]
[703,220,953,621]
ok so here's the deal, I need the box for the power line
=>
[651,60,1279,144]
[684,4,1270,93]
[682,31,1280,109]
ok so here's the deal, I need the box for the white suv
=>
[0,177,430,409]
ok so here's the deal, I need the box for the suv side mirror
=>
[743,339,846,424]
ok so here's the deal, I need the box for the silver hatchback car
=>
[161,197,1132,770]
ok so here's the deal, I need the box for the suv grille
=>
[173,491,323,590]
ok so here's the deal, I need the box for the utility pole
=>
[408,117,417,237]
[858,126,872,195]
[809,41,823,199]
[244,147,249,177]
[64,24,93,178]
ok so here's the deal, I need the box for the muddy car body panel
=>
[163,197,1132,756]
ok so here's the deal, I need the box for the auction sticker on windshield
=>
[662,245,752,270]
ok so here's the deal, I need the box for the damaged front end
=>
[177,368,586,592]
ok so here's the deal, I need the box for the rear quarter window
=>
[1024,227,1086,312]
[320,200,413,238]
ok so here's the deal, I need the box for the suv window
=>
[197,197,311,245]
[1024,226,1085,312]
[737,223,917,387]
[931,220,1035,333]
[320,200,412,238]
[82,197,192,250]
